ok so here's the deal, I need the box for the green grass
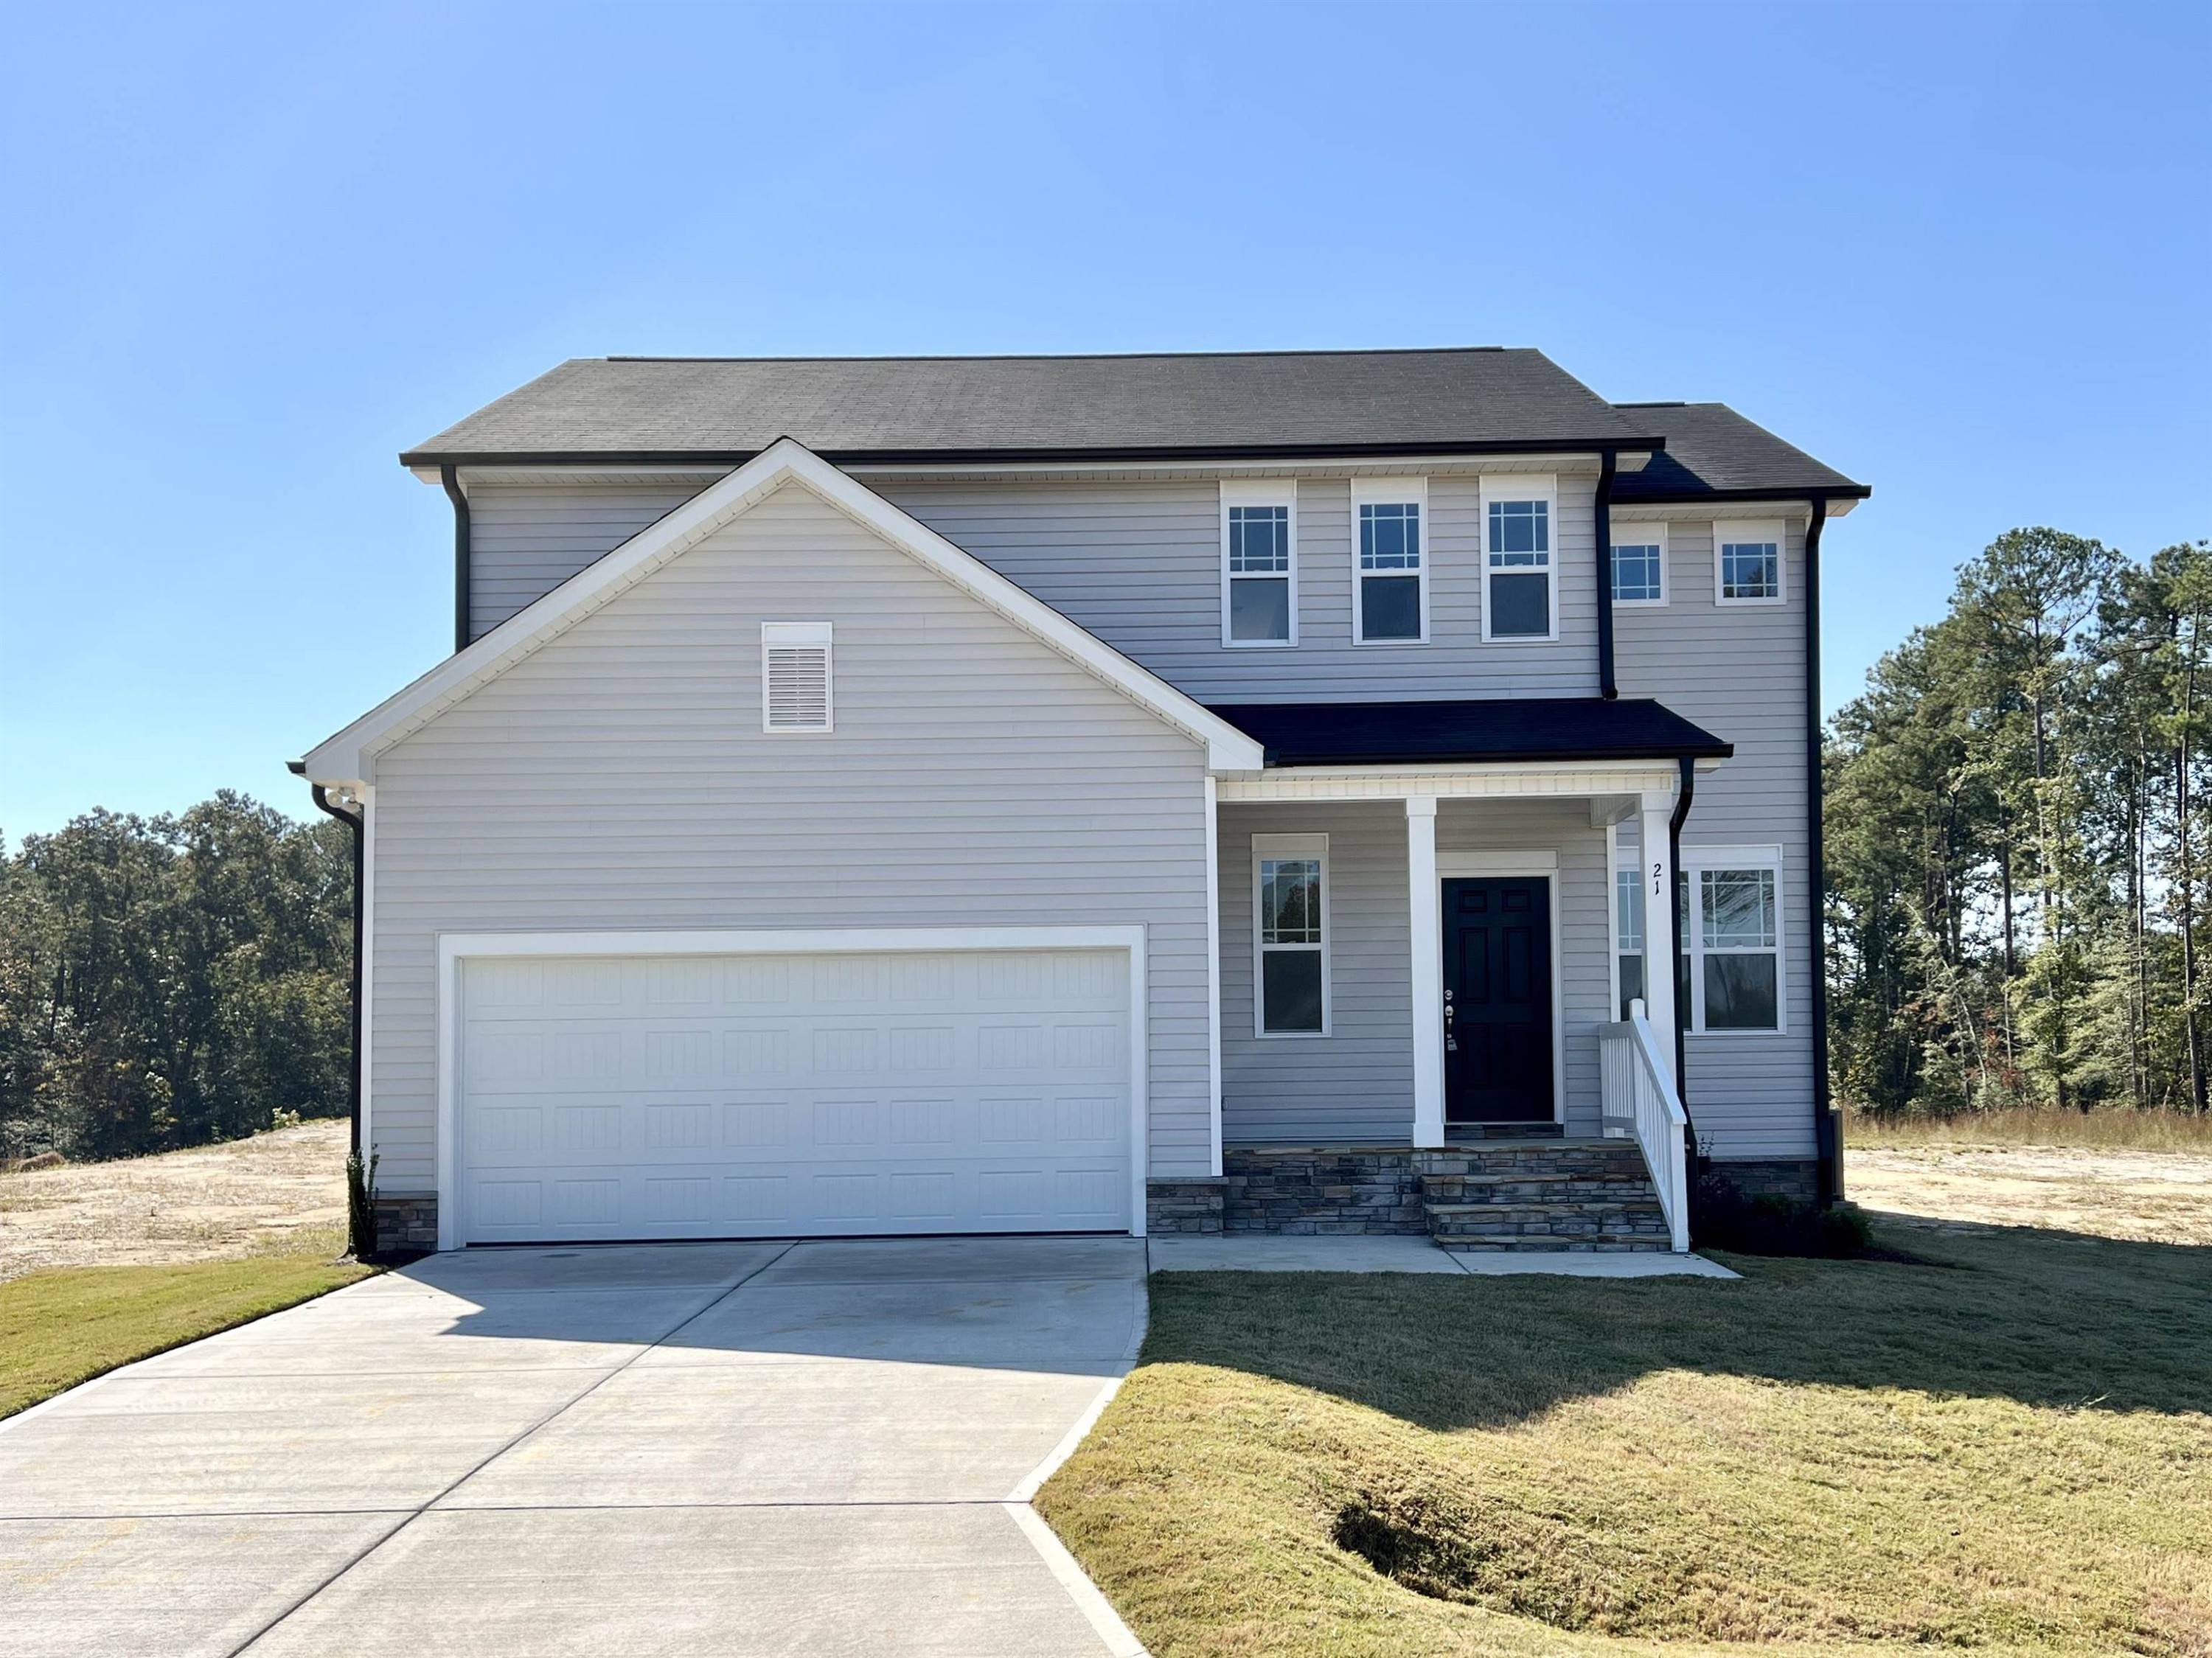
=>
[1846,1104,2212,1153]
[0,1239,372,1418]
[1039,1222,2212,1657]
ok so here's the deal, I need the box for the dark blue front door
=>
[1443,877,1554,1124]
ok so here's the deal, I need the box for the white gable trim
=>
[304,438,1267,782]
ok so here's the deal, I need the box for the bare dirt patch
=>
[0,1119,348,1281]
[1846,1140,2212,1246]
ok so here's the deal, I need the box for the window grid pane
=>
[1359,503,1421,570]
[1613,540,1663,601]
[1720,540,1778,599]
[1487,499,1550,566]
[1259,859,1322,945]
[1228,505,1290,573]
[1701,869,1776,949]
[1615,868,1644,951]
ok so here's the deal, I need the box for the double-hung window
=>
[1221,482,1297,646]
[1715,519,1785,605]
[1352,478,1427,644]
[1481,475,1557,640]
[1252,833,1328,1035]
[1684,848,1785,1032]
[1610,520,1667,605]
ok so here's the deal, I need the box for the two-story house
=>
[297,349,1866,1255]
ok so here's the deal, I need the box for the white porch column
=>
[1638,787,1680,1084]
[1407,796,1444,1148]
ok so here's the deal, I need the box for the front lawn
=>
[1039,1224,2212,1657]
[0,1243,371,1418]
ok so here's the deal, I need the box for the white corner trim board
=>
[304,438,1265,783]
[431,925,1152,1252]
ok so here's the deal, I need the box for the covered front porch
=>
[1184,699,1722,1251]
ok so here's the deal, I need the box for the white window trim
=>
[1220,480,1298,648]
[760,620,834,734]
[1610,518,1669,607]
[1713,518,1788,607]
[1680,843,1787,1036]
[1251,832,1329,1038]
[1350,476,1429,646]
[1478,473,1560,644]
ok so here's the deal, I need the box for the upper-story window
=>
[1480,475,1558,641]
[1220,481,1297,647]
[1352,478,1427,644]
[1611,521,1667,605]
[1715,519,1785,605]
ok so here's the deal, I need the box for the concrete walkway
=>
[1147,1233,1739,1277]
[0,1237,1149,1657]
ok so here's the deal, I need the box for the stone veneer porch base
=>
[1145,1144,1670,1250]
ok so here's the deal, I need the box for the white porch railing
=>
[1598,998,1691,1253]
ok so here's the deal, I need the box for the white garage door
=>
[456,948,1133,1244]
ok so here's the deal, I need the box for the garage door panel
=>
[459,950,1132,1244]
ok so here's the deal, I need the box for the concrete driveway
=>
[0,1236,1147,1657]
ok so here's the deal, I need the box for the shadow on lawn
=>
[1144,1219,2212,1429]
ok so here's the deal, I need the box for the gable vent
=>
[761,621,833,732]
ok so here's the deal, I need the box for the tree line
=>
[0,793,352,1163]
[1826,529,2210,1118]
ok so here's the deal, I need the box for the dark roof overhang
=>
[1207,697,1733,769]
[401,436,1667,471]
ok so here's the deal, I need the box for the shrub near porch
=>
[1037,1222,2212,1657]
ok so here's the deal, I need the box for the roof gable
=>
[302,439,1265,783]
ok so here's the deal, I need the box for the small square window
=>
[1715,525,1784,603]
[1613,536,1665,603]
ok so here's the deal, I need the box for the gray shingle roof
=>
[1611,401,1867,502]
[400,349,1668,465]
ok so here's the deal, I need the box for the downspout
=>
[1668,753,1697,1148]
[442,463,471,654]
[1804,498,1840,1202]
[1594,448,1618,700]
[301,772,365,1162]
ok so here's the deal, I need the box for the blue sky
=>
[2,0,2206,837]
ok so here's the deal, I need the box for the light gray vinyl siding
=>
[1217,798,1612,1146]
[1219,803,1412,1145]
[1613,516,1816,1160]
[462,470,1610,699]
[368,482,1213,1197]
[465,481,702,639]
[881,475,1604,702]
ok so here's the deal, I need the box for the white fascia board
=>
[307,437,1265,783]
